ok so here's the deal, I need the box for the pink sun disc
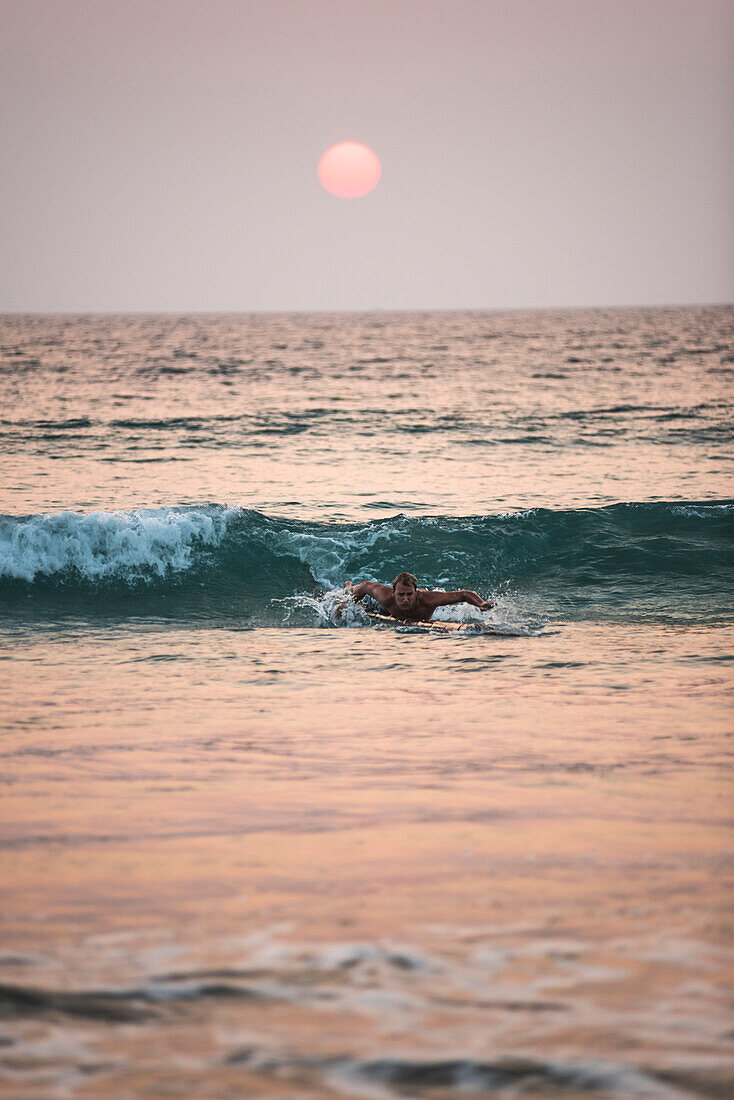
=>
[318,142,381,198]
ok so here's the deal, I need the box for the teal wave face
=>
[1,501,732,627]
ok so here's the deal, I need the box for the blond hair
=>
[392,572,418,590]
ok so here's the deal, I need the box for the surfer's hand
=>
[479,599,496,611]
[343,581,353,594]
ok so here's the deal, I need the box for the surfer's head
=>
[393,572,418,611]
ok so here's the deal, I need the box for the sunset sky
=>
[1,0,732,312]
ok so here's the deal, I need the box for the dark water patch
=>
[0,982,156,1022]
[682,653,734,664]
[32,432,94,443]
[648,424,734,444]
[554,404,666,420]
[0,976,272,1024]
[352,1054,616,1092]
[0,417,95,430]
[224,1049,667,1096]
[0,356,41,371]
[98,454,185,463]
[539,660,587,669]
[494,435,556,445]
[569,437,615,447]
[681,344,730,356]
[655,1067,734,1100]
[452,654,513,669]
[159,968,259,982]
[142,980,265,1003]
[110,416,209,429]
[655,402,727,420]
[431,994,565,1012]
[0,814,359,849]
[362,500,430,511]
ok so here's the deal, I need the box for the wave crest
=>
[0,506,233,583]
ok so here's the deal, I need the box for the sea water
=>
[0,308,732,1098]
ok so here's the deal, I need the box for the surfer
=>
[342,572,495,622]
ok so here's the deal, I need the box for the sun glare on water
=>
[318,142,381,198]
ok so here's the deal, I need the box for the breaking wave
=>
[0,499,731,626]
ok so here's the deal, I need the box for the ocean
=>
[1,306,732,1098]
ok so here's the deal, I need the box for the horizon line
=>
[1,300,732,318]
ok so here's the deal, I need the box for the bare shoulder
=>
[369,582,393,597]
[357,581,393,602]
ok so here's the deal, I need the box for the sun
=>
[318,142,381,199]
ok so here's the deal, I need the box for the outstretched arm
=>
[344,580,393,604]
[425,589,495,611]
[335,579,383,621]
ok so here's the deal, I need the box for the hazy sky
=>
[1,0,732,311]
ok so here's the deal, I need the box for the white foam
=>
[671,502,733,518]
[278,523,401,587]
[282,588,370,627]
[0,507,234,582]
[430,599,491,624]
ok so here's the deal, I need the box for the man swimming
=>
[343,572,495,622]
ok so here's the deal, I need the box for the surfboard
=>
[364,610,477,634]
